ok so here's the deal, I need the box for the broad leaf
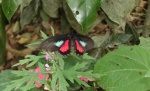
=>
[139,37,150,50]
[102,0,140,31]
[2,0,21,22]
[42,0,62,18]
[94,46,150,91]
[20,0,40,28]
[65,0,101,34]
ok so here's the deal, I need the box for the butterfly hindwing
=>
[40,34,71,55]
[74,34,94,55]
[58,39,71,55]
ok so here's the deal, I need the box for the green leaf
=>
[139,37,150,50]
[50,26,55,36]
[42,0,62,18]
[65,0,101,34]
[2,0,21,22]
[40,30,48,39]
[57,53,64,69]
[70,62,87,71]
[101,0,139,31]
[145,71,150,77]
[82,53,95,60]
[1,69,38,91]
[26,40,42,49]
[13,55,44,67]
[0,70,20,91]
[94,46,150,91]
[63,61,98,87]
[51,69,69,91]
[20,0,40,28]
[13,59,33,67]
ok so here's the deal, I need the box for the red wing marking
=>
[59,40,70,52]
[75,40,84,53]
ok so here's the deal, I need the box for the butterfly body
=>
[40,31,94,56]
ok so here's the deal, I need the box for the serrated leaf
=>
[25,55,44,67]
[13,59,33,67]
[38,62,46,73]
[51,73,58,90]
[63,71,74,83]
[57,53,65,69]
[94,45,150,91]
[58,71,69,91]
[70,62,87,71]
[13,55,44,67]
[2,70,39,91]
[51,69,69,91]
[2,0,21,21]
[0,70,20,91]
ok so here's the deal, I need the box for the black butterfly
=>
[40,30,94,56]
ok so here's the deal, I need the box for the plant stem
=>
[142,0,150,37]
[0,4,6,64]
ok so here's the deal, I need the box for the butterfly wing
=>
[40,34,71,55]
[74,34,94,55]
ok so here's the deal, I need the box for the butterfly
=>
[40,30,94,56]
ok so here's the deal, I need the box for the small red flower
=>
[79,76,92,82]
[27,67,49,88]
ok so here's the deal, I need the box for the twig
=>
[142,1,150,37]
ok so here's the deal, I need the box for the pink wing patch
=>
[75,40,84,53]
[59,40,70,53]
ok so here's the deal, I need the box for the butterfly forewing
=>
[40,34,71,55]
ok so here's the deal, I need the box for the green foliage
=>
[3,0,101,33]
[20,0,40,28]
[94,38,150,91]
[40,30,48,39]
[50,26,55,36]
[13,55,44,67]
[0,70,20,91]
[42,0,62,18]
[0,31,98,91]
[2,0,21,22]
[2,52,97,91]
[0,70,41,91]
[139,37,150,50]
[1,0,102,33]
[101,0,140,31]
[65,0,101,34]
